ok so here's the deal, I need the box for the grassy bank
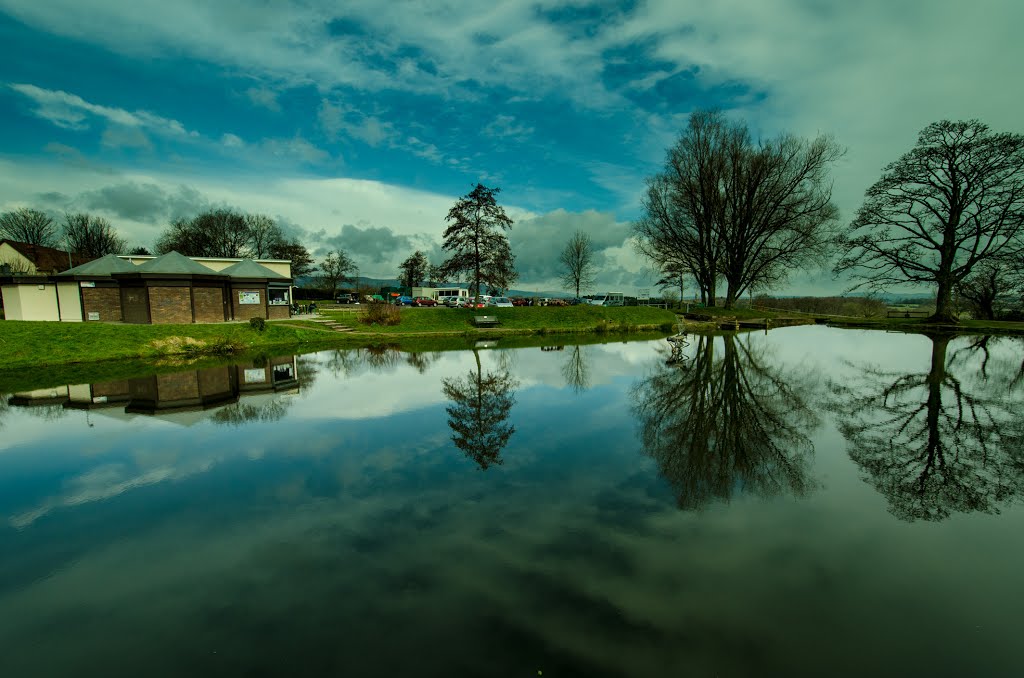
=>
[0,320,341,370]
[0,306,678,372]
[322,304,678,334]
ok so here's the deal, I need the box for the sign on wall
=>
[243,368,267,384]
[87,312,100,321]
[238,291,261,305]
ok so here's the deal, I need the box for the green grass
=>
[322,304,678,334]
[0,320,341,370]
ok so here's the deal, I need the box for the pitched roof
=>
[57,253,139,277]
[218,259,289,279]
[1,240,91,273]
[132,251,221,276]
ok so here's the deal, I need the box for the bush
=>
[249,317,266,332]
[595,320,610,334]
[360,301,402,326]
[660,321,676,333]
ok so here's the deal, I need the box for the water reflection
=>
[830,333,1024,522]
[7,356,299,425]
[561,345,590,394]
[442,349,518,469]
[631,333,822,509]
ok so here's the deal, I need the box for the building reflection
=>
[631,334,822,510]
[441,349,518,470]
[8,356,299,425]
[829,333,1024,522]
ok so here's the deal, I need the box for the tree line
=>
[633,112,1024,323]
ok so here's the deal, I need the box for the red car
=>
[412,297,438,307]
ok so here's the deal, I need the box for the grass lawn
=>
[0,320,340,370]
[321,304,678,334]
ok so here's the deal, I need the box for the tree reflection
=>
[631,334,821,509]
[212,399,288,426]
[442,350,518,470]
[561,345,591,394]
[830,333,1024,522]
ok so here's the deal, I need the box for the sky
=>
[1,0,1021,295]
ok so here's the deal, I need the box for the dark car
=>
[412,297,437,307]
[335,293,359,304]
[511,297,529,306]
[395,295,414,306]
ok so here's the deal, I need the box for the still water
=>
[1,326,1022,677]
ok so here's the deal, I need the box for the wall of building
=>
[82,287,122,322]
[0,284,60,320]
[120,287,149,323]
[268,304,290,319]
[193,286,226,323]
[231,286,268,320]
[56,282,83,322]
[0,243,36,274]
[148,286,192,324]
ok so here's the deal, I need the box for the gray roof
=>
[219,259,289,279]
[57,253,139,277]
[133,251,221,276]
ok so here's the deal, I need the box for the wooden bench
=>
[887,310,929,318]
[473,315,499,327]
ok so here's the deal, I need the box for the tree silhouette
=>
[829,333,1024,521]
[560,345,591,394]
[442,350,517,470]
[631,334,821,509]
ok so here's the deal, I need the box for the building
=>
[0,240,89,275]
[0,251,293,323]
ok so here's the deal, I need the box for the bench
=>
[887,310,929,318]
[473,315,499,327]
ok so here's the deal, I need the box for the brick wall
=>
[156,371,200,401]
[92,379,131,399]
[268,304,290,319]
[149,286,192,324]
[231,286,268,320]
[82,287,122,322]
[193,286,226,323]
[197,367,233,399]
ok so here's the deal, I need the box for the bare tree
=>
[956,259,1022,320]
[156,209,253,257]
[316,249,357,296]
[438,184,516,301]
[398,251,430,290]
[0,208,59,247]
[559,230,596,299]
[62,212,126,257]
[835,120,1024,323]
[654,260,688,304]
[634,110,841,308]
[245,214,284,259]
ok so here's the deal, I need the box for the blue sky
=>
[1,0,1021,293]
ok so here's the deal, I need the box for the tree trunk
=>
[930,277,959,323]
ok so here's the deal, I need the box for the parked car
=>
[443,297,463,307]
[488,297,514,308]
[394,295,414,306]
[335,293,359,304]
[458,298,486,308]
[546,298,569,307]
[364,294,386,303]
[511,297,529,306]
[412,297,437,307]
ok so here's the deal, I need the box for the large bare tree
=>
[634,110,841,308]
[438,184,516,301]
[835,120,1024,323]
[559,229,596,299]
[245,214,284,259]
[62,212,126,257]
[156,209,253,257]
[0,208,59,247]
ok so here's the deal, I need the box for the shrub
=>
[595,320,610,334]
[660,321,676,333]
[249,317,267,332]
[360,301,402,326]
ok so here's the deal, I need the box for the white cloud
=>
[9,83,195,137]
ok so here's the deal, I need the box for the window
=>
[268,288,289,305]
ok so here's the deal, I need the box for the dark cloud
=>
[79,182,210,224]
[510,209,631,282]
[324,224,411,264]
